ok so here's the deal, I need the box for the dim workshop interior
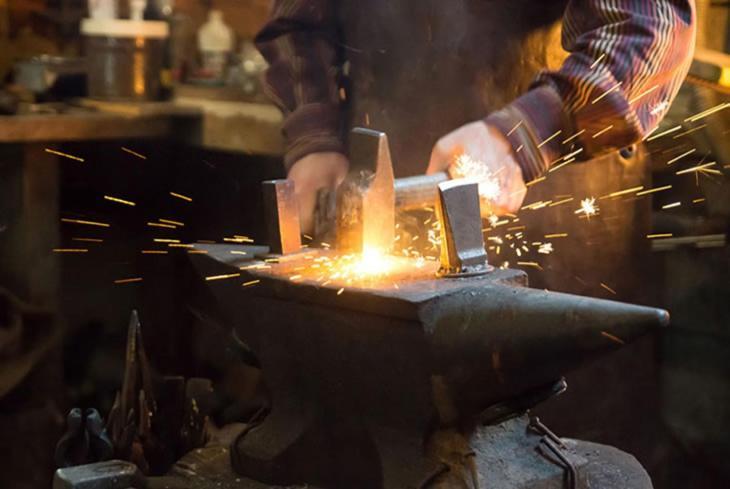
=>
[0,0,729,488]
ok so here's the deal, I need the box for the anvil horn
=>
[424,285,669,414]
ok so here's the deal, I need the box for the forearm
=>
[255,0,345,169]
[488,0,696,182]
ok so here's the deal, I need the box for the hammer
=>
[314,128,449,252]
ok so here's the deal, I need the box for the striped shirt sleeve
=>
[487,0,697,182]
[255,0,344,169]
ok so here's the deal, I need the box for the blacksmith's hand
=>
[288,152,349,234]
[427,121,527,216]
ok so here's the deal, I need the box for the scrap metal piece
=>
[336,128,395,252]
[53,460,145,489]
[262,179,302,255]
[436,179,490,277]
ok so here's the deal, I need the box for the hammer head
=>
[335,128,396,252]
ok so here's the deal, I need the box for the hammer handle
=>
[394,172,449,210]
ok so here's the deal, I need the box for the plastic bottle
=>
[197,9,233,84]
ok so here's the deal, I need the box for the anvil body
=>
[190,245,663,488]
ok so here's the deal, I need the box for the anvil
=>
[190,244,664,489]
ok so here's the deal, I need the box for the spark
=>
[592,83,622,104]
[205,273,241,281]
[230,251,248,255]
[544,233,568,239]
[628,85,659,104]
[141,250,168,254]
[645,125,682,141]
[517,261,543,270]
[647,233,673,239]
[562,130,586,145]
[590,53,606,70]
[224,237,254,243]
[168,243,194,248]
[243,280,260,287]
[537,131,562,148]
[104,195,136,206]
[450,154,501,201]
[592,125,614,138]
[114,277,143,284]
[636,185,672,196]
[147,222,176,229]
[525,176,547,187]
[53,248,88,253]
[575,198,599,218]
[507,120,524,136]
[159,219,184,226]
[684,102,730,123]
[603,185,644,199]
[154,238,179,243]
[601,331,625,345]
[61,218,110,228]
[672,124,707,139]
[121,147,147,159]
[45,148,84,162]
[549,197,574,207]
[662,202,681,210]
[337,288,345,295]
[666,149,696,165]
[187,250,208,254]
[600,283,617,295]
[675,162,717,175]
[693,198,706,204]
[72,238,103,243]
[170,191,192,202]
[538,243,554,254]
[650,101,670,116]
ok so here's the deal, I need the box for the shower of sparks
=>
[449,154,501,202]
[45,148,84,162]
[121,147,147,160]
[114,277,143,284]
[61,218,110,228]
[601,331,625,345]
[666,149,696,165]
[53,248,88,253]
[170,191,192,202]
[104,195,136,206]
[205,273,241,282]
[636,185,672,196]
[538,243,554,254]
[575,198,599,218]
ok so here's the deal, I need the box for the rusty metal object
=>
[190,244,665,488]
[262,179,301,255]
[336,128,396,252]
[53,460,145,489]
[436,179,490,277]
